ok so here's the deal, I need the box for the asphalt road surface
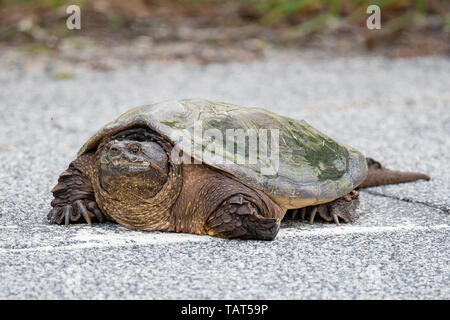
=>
[0,54,449,299]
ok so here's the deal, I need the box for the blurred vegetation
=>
[2,0,448,20]
[0,0,448,55]
[246,0,446,34]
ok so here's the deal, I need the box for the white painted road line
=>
[279,224,450,237]
[0,224,448,253]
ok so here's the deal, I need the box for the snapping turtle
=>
[48,99,430,240]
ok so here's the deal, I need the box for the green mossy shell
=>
[79,99,367,207]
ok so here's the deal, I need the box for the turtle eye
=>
[129,144,141,154]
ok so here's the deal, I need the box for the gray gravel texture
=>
[0,54,449,299]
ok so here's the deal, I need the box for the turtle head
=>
[99,139,169,198]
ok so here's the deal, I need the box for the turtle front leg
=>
[48,154,106,226]
[289,190,360,225]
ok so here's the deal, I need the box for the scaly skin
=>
[285,158,430,225]
[358,158,430,189]
[48,153,105,226]
[48,129,431,240]
[48,128,284,239]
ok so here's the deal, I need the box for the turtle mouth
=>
[103,162,150,171]
[100,152,150,170]
[101,156,149,167]
[100,154,169,177]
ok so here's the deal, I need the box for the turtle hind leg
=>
[289,190,360,225]
[358,157,430,189]
[205,194,281,240]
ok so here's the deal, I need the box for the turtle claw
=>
[48,208,57,223]
[309,207,317,225]
[300,207,306,220]
[75,200,92,226]
[48,199,105,227]
[332,213,340,225]
[63,205,71,227]
[87,202,105,223]
[49,161,106,227]
[289,190,360,225]
[321,191,360,225]
[291,208,299,219]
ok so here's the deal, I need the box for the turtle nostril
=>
[109,145,121,156]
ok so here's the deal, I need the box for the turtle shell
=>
[79,99,367,209]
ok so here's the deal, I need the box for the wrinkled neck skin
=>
[92,133,183,231]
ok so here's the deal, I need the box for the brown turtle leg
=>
[48,154,106,226]
[204,194,281,240]
[290,190,360,225]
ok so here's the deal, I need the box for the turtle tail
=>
[358,158,431,189]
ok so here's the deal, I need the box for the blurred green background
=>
[1,0,448,62]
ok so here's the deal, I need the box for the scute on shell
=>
[78,99,367,208]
